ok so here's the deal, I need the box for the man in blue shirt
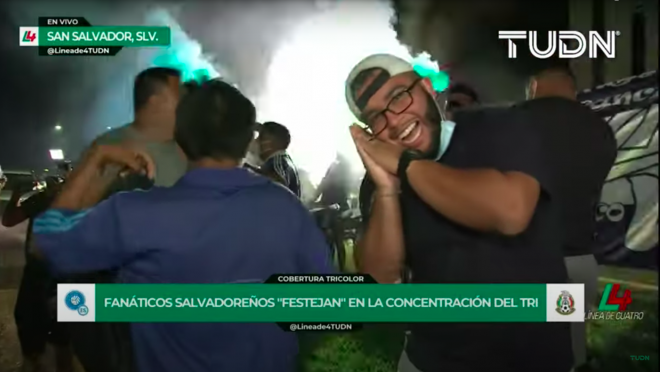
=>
[257,121,302,198]
[32,79,334,372]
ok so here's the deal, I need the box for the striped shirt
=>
[262,151,301,199]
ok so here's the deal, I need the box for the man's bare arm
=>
[52,145,154,210]
[356,192,405,283]
[74,140,115,208]
[77,167,119,207]
[29,165,107,259]
[406,161,541,236]
[2,188,29,227]
[51,157,111,211]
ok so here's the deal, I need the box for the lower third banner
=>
[57,282,584,323]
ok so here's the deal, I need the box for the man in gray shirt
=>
[92,67,187,193]
[68,67,188,372]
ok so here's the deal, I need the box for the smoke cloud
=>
[175,2,319,99]
[0,1,317,168]
[0,0,432,180]
[391,0,569,102]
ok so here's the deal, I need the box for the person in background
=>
[346,54,572,372]
[257,121,302,198]
[182,80,199,97]
[243,122,263,169]
[444,82,480,120]
[31,79,333,372]
[67,67,187,372]
[312,153,353,271]
[91,67,187,195]
[518,66,617,372]
[314,153,352,211]
[297,168,317,207]
[2,164,74,372]
[0,165,6,192]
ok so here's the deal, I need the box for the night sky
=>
[0,0,151,170]
[0,0,567,172]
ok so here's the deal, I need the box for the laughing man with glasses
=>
[348,54,573,372]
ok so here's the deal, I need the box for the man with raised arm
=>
[31,79,333,372]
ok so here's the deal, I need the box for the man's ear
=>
[146,93,160,107]
[528,79,538,100]
[421,78,435,94]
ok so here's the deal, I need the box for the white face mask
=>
[526,80,537,100]
[244,139,263,166]
[430,92,456,160]
[434,120,456,160]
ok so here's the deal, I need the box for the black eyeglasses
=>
[363,79,422,137]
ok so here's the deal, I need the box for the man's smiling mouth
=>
[398,120,421,145]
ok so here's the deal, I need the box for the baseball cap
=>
[345,54,415,119]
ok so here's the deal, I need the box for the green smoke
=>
[146,9,219,84]
[411,53,450,92]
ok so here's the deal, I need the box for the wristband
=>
[397,150,424,183]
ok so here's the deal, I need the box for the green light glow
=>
[152,56,214,84]
[147,9,219,84]
[411,54,450,92]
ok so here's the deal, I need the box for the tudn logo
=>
[499,31,618,59]
[65,290,89,316]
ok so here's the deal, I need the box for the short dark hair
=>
[182,81,200,95]
[448,83,479,103]
[260,121,291,149]
[175,79,256,161]
[133,67,181,112]
[533,65,577,84]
